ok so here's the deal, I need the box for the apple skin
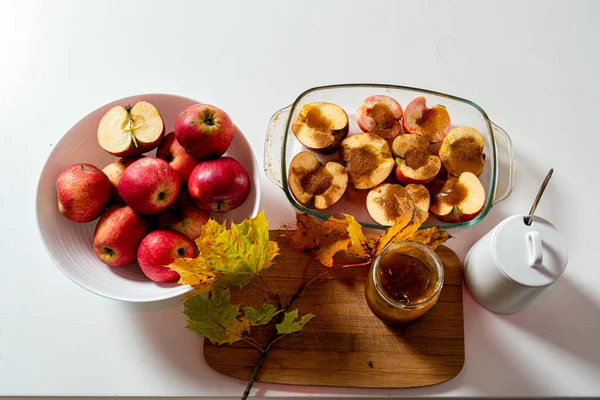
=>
[157,206,210,240]
[431,204,484,223]
[93,205,150,267]
[175,104,234,160]
[137,230,195,282]
[56,163,111,223]
[188,157,250,213]
[173,188,196,208]
[118,158,181,215]
[102,156,144,204]
[156,132,199,185]
[394,162,436,185]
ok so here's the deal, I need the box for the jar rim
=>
[371,241,445,310]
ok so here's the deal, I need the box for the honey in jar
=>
[364,241,444,325]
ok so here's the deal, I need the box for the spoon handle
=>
[525,168,554,226]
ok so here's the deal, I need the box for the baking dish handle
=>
[491,121,514,204]
[264,105,292,189]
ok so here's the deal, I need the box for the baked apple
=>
[339,133,394,190]
[405,183,430,213]
[392,134,441,185]
[288,151,348,210]
[430,172,485,223]
[439,126,485,177]
[356,95,403,139]
[403,96,451,143]
[366,183,420,226]
[291,102,349,154]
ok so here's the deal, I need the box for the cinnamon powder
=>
[405,147,429,169]
[301,166,333,195]
[374,185,413,222]
[371,102,396,134]
[346,147,378,181]
[450,137,483,171]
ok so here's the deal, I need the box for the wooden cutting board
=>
[203,230,464,388]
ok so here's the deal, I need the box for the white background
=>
[1,0,599,398]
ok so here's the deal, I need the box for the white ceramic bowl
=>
[36,94,261,302]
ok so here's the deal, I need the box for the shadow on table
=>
[502,278,600,369]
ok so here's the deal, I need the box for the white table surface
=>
[1,0,599,397]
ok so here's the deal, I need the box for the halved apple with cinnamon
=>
[439,126,485,177]
[392,134,441,185]
[338,133,394,190]
[366,183,419,226]
[288,151,348,210]
[403,96,451,143]
[430,172,485,223]
[405,183,430,213]
[291,102,349,154]
[356,95,403,139]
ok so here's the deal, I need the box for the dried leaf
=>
[408,227,452,250]
[284,212,323,253]
[374,207,429,255]
[313,217,351,267]
[285,213,351,267]
[168,211,279,294]
[343,214,372,260]
[275,309,316,334]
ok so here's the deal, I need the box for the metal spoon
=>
[524,168,554,226]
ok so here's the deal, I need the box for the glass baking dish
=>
[264,84,514,230]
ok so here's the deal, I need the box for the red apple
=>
[188,157,250,213]
[174,104,234,160]
[156,132,199,185]
[173,188,196,208]
[97,101,165,157]
[102,156,144,203]
[93,205,150,267]
[157,206,210,240]
[118,158,180,215]
[137,230,195,282]
[56,163,111,223]
[391,134,441,185]
[403,96,451,143]
[356,95,403,139]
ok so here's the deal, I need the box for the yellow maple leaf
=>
[374,206,429,255]
[343,214,373,260]
[168,211,279,294]
[408,227,452,250]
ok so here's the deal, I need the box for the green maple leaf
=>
[243,304,280,325]
[276,309,315,335]
[168,211,279,294]
[183,287,250,345]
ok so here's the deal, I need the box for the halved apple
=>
[439,126,485,177]
[392,134,441,184]
[430,172,485,223]
[338,133,394,190]
[405,184,430,213]
[97,101,165,157]
[403,96,451,143]
[366,183,417,226]
[288,151,348,210]
[356,95,403,139]
[291,102,349,154]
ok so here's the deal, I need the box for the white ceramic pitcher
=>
[464,214,569,314]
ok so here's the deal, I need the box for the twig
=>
[217,324,264,353]
[240,260,370,400]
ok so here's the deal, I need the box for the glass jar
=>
[364,241,444,325]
